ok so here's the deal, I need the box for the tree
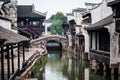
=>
[51,20,63,35]
[50,12,67,23]
[50,12,67,35]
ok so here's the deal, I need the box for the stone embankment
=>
[14,47,47,80]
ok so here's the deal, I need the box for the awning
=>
[84,14,113,30]
[82,16,90,21]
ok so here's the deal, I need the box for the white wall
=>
[102,1,112,18]
[75,27,80,34]
[0,19,11,30]
[73,12,83,25]
[90,5,102,24]
[90,0,112,24]
[43,22,52,35]
[0,18,17,33]
[68,34,72,47]
[82,27,89,52]
[67,15,74,21]
[88,0,112,50]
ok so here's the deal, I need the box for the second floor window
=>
[18,21,25,26]
[32,21,39,26]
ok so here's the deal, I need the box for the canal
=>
[30,50,120,80]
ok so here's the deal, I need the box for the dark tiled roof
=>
[108,0,120,6]
[0,26,30,44]
[17,5,45,18]
[66,13,73,16]
[62,23,69,27]
[72,8,87,12]
[69,19,76,25]
[84,14,113,30]
[0,15,11,21]
[85,3,99,6]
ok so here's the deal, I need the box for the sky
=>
[17,0,102,19]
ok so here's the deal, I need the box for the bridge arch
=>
[30,35,67,50]
[46,39,62,50]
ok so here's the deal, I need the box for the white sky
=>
[17,0,102,18]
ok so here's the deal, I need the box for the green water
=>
[31,51,120,80]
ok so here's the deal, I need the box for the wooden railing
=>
[0,42,26,80]
[18,26,45,36]
[90,49,110,64]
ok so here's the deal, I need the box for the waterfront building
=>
[107,0,120,71]
[83,0,120,74]
[17,5,46,39]
[66,7,90,58]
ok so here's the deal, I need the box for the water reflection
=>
[34,51,120,80]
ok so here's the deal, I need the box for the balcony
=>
[90,49,110,64]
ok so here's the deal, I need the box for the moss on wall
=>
[30,55,48,77]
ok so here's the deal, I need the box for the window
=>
[47,27,51,31]
[32,21,39,26]
[21,21,24,26]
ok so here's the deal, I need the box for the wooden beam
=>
[17,43,20,75]
[95,31,97,50]
[11,45,14,74]
[90,31,92,49]
[22,42,25,63]
[7,45,10,79]
[1,47,4,80]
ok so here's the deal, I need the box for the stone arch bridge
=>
[30,35,67,50]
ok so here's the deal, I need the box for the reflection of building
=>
[17,5,46,39]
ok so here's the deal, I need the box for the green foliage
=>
[50,12,67,23]
[51,20,63,35]
[30,56,48,77]
[50,12,67,35]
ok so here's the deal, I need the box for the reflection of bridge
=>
[30,35,67,50]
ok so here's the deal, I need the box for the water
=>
[32,51,120,80]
